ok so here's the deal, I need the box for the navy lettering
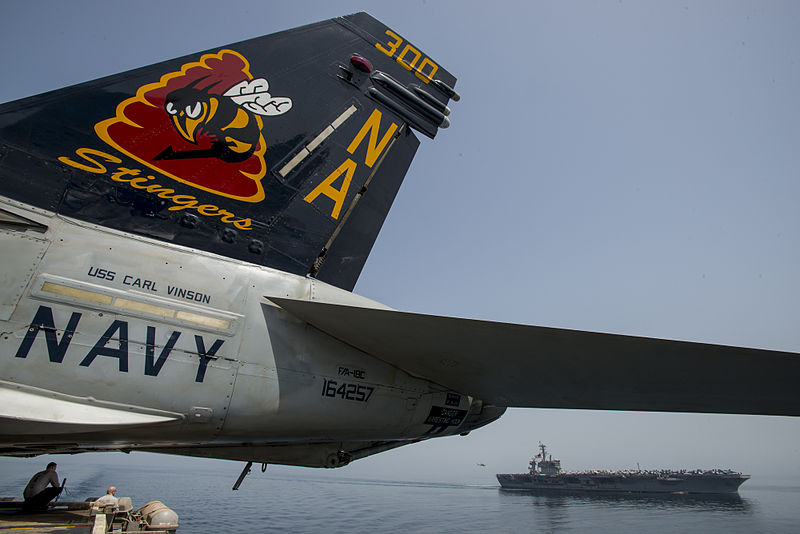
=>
[15,306,81,363]
[17,307,221,383]
[80,320,129,372]
[194,335,224,383]
[144,326,181,377]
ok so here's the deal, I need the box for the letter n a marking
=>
[303,158,357,219]
[346,108,398,168]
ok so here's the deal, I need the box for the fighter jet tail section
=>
[0,12,457,291]
[6,11,794,471]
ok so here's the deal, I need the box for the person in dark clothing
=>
[23,462,62,510]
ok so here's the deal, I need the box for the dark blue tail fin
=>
[0,13,457,290]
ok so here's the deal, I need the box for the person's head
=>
[107,486,116,495]
[46,462,57,471]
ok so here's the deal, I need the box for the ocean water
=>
[1,457,798,533]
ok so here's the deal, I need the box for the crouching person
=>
[23,462,62,511]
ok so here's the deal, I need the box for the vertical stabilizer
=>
[0,13,457,290]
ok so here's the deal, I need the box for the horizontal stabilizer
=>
[0,382,182,434]
[268,298,800,416]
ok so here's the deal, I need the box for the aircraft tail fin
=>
[0,13,457,290]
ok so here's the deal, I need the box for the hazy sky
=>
[1,1,799,483]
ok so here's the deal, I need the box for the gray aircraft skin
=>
[0,210,492,467]
[0,13,797,470]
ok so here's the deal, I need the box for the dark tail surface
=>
[0,12,457,290]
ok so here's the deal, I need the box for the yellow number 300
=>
[375,30,439,83]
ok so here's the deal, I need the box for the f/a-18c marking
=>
[0,13,797,478]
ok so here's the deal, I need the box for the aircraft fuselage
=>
[0,198,501,467]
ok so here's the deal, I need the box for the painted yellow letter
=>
[303,159,358,219]
[58,148,122,174]
[347,109,398,168]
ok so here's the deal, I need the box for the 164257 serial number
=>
[321,378,374,402]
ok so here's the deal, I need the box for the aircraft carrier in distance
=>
[497,443,749,494]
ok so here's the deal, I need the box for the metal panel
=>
[0,230,48,320]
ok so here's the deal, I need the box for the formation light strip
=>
[41,281,231,330]
[41,282,112,305]
[278,105,358,177]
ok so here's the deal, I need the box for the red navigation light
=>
[350,55,373,73]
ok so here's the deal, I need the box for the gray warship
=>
[497,443,749,494]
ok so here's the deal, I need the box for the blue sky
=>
[1,1,799,482]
